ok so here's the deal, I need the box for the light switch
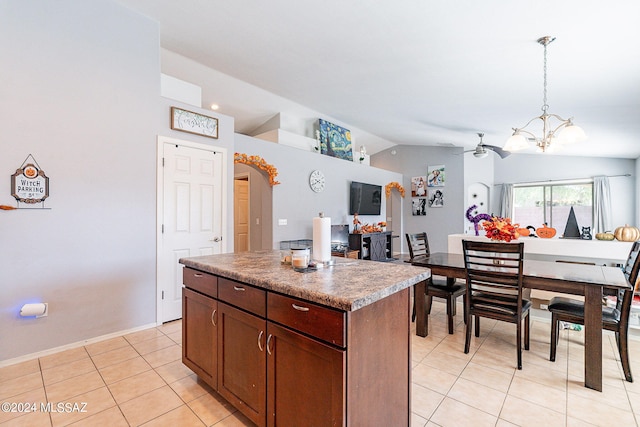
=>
[278,219,287,226]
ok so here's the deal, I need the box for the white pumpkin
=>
[614,225,640,242]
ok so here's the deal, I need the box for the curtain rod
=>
[494,173,631,186]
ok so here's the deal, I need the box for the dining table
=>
[411,252,630,392]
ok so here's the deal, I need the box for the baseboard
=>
[0,322,159,368]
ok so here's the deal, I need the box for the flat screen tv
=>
[349,181,382,215]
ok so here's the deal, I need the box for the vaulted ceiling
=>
[116,0,640,158]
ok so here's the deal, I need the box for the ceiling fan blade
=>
[484,144,510,159]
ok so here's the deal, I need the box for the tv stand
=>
[349,231,394,261]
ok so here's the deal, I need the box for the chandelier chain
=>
[542,41,548,113]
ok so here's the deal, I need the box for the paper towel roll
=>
[313,214,331,262]
[20,303,48,317]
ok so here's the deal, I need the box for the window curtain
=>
[593,176,612,234]
[498,184,513,218]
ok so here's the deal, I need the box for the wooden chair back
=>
[616,241,640,321]
[406,232,430,260]
[462,240,525,320]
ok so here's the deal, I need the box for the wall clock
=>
[309,170,325,193]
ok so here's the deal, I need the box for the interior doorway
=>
[234,175,250,252]
[234,163,274,251]
[386,188,403,256]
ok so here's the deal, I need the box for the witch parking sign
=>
[11,155,49,205]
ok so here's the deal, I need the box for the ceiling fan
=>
[466,133,510,158]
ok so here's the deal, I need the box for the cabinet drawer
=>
[218,278,266,317]
[268,293,345,347]
[183,268,218,299]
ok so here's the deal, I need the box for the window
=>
[511,181,593,231]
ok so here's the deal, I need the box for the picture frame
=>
[412,198,427,216]
[428,189,444,208]
[427,164,445,187]
[318,119,353,161]
[171,107,218,139]
[411,176,427,197]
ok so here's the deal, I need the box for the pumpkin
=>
[614,224,640,242]
[536,223,556,239]
[517,227,531,237]
[595,231,615,241]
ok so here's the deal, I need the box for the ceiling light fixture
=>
[504,36,586,153]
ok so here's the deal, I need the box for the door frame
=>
[156,135,228,324]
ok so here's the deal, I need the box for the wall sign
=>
[171,106,218,139]
[11,155,49,205]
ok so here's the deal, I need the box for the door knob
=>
[210,236,222,242]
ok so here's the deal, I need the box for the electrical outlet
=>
[540,303,549,310]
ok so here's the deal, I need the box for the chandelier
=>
[504,36,586,153]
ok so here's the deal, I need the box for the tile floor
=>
[1,301,640,426]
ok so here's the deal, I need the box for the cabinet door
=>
[182,288,217,389]
[218,302,267,427]
[368,233,387,261]
[267,322,345,427]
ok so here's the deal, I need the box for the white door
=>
[158,138,226,323]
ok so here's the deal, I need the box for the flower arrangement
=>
[482,216,519,242]
[352,214,386,234]
[466,205,492,236]
[385,182,405,198]
[234,153,280,186]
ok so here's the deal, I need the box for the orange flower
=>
[482,217,519,242]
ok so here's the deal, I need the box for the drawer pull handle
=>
[233,286,246,291]
[292,304,310,312]
[266,334,274,355]
[194,273,203,278]
[258,330,264,351]
[211,309,217,326]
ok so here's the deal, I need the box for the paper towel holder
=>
[313,212,335,267]
[20,303,48,318]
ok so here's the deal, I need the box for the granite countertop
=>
[179,250,430,311]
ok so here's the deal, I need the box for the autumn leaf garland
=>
[234,153,280,186]
[385,182,405,198]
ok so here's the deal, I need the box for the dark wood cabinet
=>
[349,231,393,261]
[217,302,267,427]
[266,321,344,427]
[182,287,217,388]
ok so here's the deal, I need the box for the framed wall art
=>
[171,107,218,139]
[412,198,427,216]
[318,119,353,161]
[411,176,427,197]
[428,189,444,207]
[427,164,445,187]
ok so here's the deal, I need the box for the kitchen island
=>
[179,250,430,427]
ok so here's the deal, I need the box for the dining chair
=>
[406,232,466,334]
[462,240,529,369]
[548,241,640,382]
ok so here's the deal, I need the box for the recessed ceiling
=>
[116,0,640,158]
